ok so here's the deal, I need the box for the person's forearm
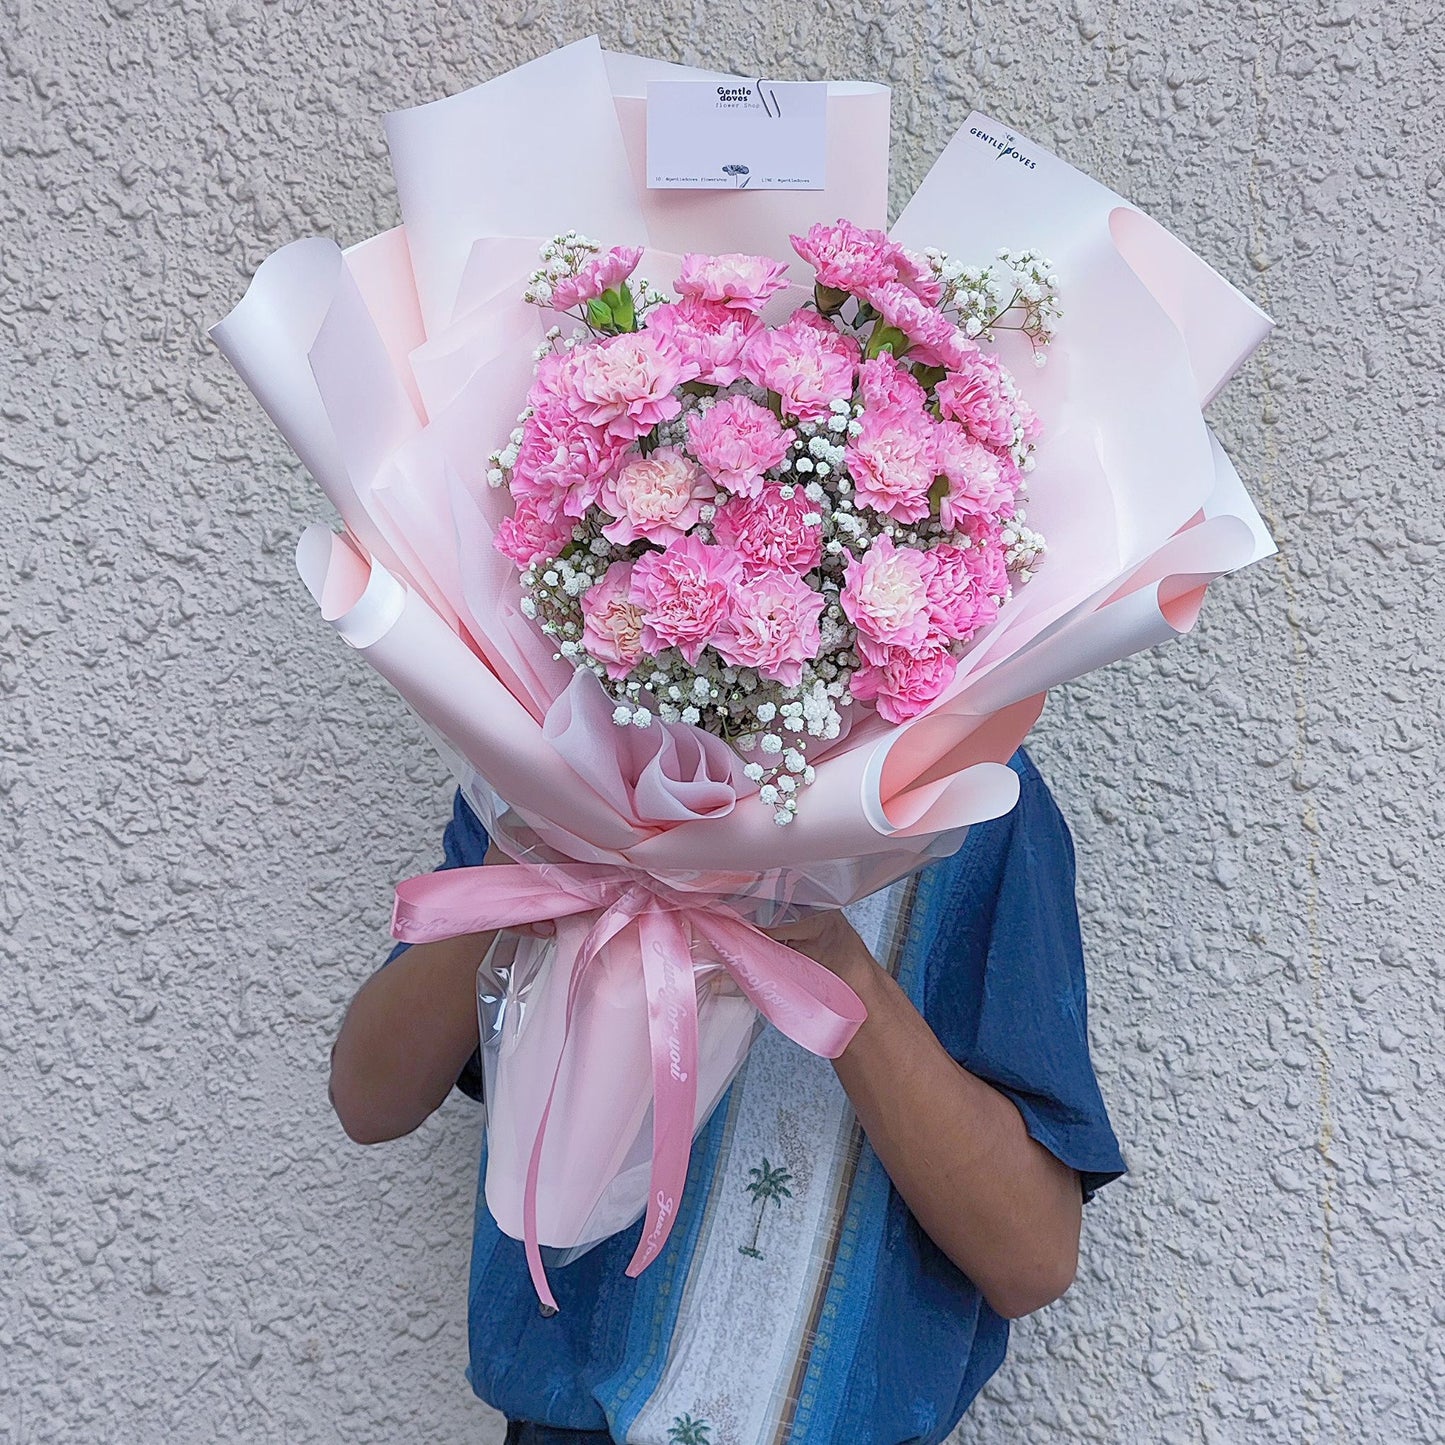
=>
[832,955,1083,1318]
[329,930,496,1144]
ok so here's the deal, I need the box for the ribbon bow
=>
[392,861,866,1310]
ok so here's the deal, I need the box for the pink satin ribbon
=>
[391,861,866,1310]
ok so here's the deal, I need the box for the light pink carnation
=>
[790,219,900,293]
[711,569,823,686]
[849,638,957,724]
[891,246,945,307]
[742,312,859,421]
[550,245,642,311]
[777,306,861,353]
[1016,393,1043,446]
[493,499,574,568]
[580,559,646,680]
[598,447,716,546]
[923,542,995,642]
[845,406,939,524]
[630,536,744,665]
[858,352,927,413]
[935,422,1018,528]
[711,486,823,574]
[935,351,1015,449]
[557,331,689,439]
[686,396,793,497]
[954,516,1011,603]
[675,251,791,312]
[840,534,933,648]
[644,296,762,385]
[863,280,970,368]
[509,401,630,519]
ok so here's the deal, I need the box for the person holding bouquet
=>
[330,746,1126,1445]
[213,48,1268,1443]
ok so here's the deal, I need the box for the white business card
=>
[646,79,828,191]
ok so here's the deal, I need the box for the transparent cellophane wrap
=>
[208,38,1275,1279]
[462,772,964,1260]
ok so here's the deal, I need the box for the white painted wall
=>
[3,2,1440,1441]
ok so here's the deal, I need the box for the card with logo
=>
[645,79,828,191]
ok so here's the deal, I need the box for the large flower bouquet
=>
[211,39,1273,1308]
[497,224,1056,824]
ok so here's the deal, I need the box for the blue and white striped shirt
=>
[386,748,1127,1443]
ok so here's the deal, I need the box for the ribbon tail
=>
[522,1054,564,1313]
[693,911,866,1059]
[519,890,651,1312]
[625,906,699,1279]
[391,862,626,944]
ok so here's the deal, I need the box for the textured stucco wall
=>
[3,1,1441,1441]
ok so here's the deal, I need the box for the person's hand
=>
[759,909,876,988]
[481,840,554,937]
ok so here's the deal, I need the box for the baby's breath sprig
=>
[522,230,601,306]
[925,246,1061,364]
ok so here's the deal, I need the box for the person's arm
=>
[762,909,1083,1320]
[329,843,551,1144]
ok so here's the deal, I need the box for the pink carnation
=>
[711,569,823,687]
[557,331,689,440]
[598,447,716,546]
[675,252,790,312]
[580,559,646,680]
[493,499,574,569]
[711,486,823,575]
[790,219,900,293]
[644,297,762,386]
[849,638,957,724]
[845,406,939,524]
[858,352,927,413]
[776,306,861,353]
[510,401,630,519]
[630,536,744,665]
[1016,393,1043,447]
[687,396,793,497]
[863,280,970,368]
[954,516,1011,603]
[924,542,996,642]
[935,351,1015,449]
[742,312,859,422]
[840,534,933,649]
[550,246,642,311]
[935,422,1018,528]
[891,246,945,307]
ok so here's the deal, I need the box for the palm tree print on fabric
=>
[667,1413,712,1444]
[738,1156,794,1259]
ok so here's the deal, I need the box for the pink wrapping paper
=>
[212,37,1273,1301]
